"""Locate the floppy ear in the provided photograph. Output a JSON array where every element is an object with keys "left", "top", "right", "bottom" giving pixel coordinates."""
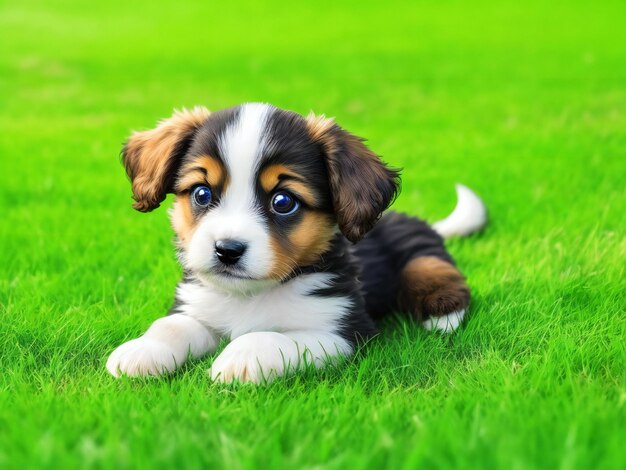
[
  {"left": 306, "top": 114, "right": 401, "bottom": 243},
  {"left": 121, "top": 107, "right": 210, "bottom": 212}
]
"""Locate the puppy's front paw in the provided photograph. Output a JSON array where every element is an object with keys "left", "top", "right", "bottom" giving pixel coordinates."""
[
  {"left": 106, "top": 337, "right": 180, "bottom": 378},
  {"left": 209, "top": 332, "right": 299, "bottom": 384}
]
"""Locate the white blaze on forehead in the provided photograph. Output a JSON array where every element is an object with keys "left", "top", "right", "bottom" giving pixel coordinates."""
[
  {"left": 210, "top": 102, "right": 273, "bottom": 252},
  {"left": 182, "top": 103, "right": 277, "bottom": 289},
  {"left": 218, "top": 102, "right": 273, "bottom": 206}
]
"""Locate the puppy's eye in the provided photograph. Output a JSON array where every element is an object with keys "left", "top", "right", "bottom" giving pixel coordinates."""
[
  {"left": 271, "top": 191, "right": 299, "bottom": 215},
  {"left": 191, "top": 185, "right": 212, "bottom": 207}
]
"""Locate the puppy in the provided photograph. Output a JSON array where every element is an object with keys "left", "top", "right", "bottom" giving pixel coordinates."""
[{"left": 106, "top": 103, "right": 487, "bottom": 383}]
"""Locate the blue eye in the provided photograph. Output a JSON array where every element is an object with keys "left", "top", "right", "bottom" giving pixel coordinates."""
[
  {"left": 191, "top": 185, "right": 212, "bottom": 207},
  {"left": 271, "top": 191, "right": 299, "bottom": 215}
]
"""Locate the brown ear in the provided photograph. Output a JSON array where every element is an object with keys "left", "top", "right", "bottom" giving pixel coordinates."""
[
  {"left": 122, "top": 107, "right": 210, "bottom": 212},
  {"left": 307, "top": 114, "right": 401, "bottom": 243}
]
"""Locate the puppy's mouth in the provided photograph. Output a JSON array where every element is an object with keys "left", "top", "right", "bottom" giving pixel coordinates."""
[
  {"left": 195, "top": 264, "right": 279, "bottom": 296},
  {"left": 212, "top": 266, "right": 259, "bottom": 281}
]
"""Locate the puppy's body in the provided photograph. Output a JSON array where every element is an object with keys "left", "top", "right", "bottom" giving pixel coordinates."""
[{"left": 107, "top": 103, "right": 486, "bottom": 382}]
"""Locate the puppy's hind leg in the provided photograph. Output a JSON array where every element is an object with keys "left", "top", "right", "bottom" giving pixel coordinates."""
[{"left": 398, "top": 256, "right": 470, "bottom": 333}]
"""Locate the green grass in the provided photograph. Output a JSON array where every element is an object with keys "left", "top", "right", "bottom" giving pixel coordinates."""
[{"left": 1, "top": 0, "right": 625, "bottom": 468}]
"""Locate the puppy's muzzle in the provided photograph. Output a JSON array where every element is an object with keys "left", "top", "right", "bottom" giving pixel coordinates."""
[{"left": 215, "top": 239, "right": 247, "bottom": 266}]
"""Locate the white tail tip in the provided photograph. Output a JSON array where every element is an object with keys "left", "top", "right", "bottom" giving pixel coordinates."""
[{"left": 432, "top": 184, "right": 487, "bottom": 239}]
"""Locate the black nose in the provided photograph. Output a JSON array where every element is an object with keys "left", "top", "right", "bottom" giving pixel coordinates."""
[{"left": 215, "top": 239, "right": 247, "bottom": 266}]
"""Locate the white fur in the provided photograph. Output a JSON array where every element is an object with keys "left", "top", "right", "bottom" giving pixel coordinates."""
[
  {"left": 422, "top": 309, "right": 465, "bottom": 333},
  {"left": 182, "top": 103, "right": 276, "bottom": 293},
  {"left": 107, "top": 103, "right": 354, "bottom": 382},
  {"left": 209, "top": 330, "right": 351, "bottom": 383},
  {"left": 107, "top": 274, "right": 353, "bottom": 381},
  {"left": 432, "top": 184, "right": 487, "bottom": 239},
  {"left": 106, "top": 314, "right": 219, "bottom": 377},
  {"left": 174, "top": 273, "right": 351, "bottom": 339},
  {"left": 109, "top": 104, "right": 481, "bottom": 382}
]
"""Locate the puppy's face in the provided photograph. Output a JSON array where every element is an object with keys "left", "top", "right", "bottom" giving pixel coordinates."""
[
  {"left": 122, "top": 103, "right": 399, "bottom": 294},
  {"left": 171, "top": 104, "right": 336, "bottom": 292}
]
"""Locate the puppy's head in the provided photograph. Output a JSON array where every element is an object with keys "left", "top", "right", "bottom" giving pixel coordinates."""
[{"left": 122, "top": 103, "right": 399, "bottom": 294}]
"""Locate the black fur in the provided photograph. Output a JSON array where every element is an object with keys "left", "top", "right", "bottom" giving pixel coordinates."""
[
  {"left": 352, "top": 211, "right": 454, "bottom": 320},
  {"left": 166, "top": 105, "right": 457, "bottom": 346},
  {"left": 255, "top": 108, "right": 335, "bottom": 252},
  {"left": 183, "top": 106, "right": 240, "bottom": 168},
  {"left": 287, "top": 212, "right": 455, "bottom": 345},
  {"left": 299, "top": 234, "right": 378, "bottom": 343}
]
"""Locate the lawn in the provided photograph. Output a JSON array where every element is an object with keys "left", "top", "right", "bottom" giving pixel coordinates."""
[{"left": 1, "top": 0, "right": 625, "bottom": 468}]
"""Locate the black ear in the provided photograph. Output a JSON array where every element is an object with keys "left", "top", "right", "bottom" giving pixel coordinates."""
[
  {"left": 306, "top": 114, "right": 401, "bottom": 243},
  {"left": 121, "top": 107, "right": 210, "bottom": 212}
]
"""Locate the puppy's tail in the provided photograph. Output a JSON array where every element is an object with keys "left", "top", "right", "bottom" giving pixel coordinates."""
[{"left": 432, "top": 184, "right": 487, "bottom": 239}]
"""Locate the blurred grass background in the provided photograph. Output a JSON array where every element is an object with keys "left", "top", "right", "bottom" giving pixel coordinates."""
[{"left": 1, "top": 0, "right": 625, "bottom": 468}]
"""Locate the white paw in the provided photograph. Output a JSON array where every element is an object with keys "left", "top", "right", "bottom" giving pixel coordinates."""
[
  {"left": 422, "top": 309, "right": 466, "bottom": 333},
  {"left": 209, "top": 332, "right": 300, "bottom": 384},
  {"left": 106, "top": 337, "right": 181, "bottom": 377}
]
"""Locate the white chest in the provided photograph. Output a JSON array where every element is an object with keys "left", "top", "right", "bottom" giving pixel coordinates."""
[{"left": 173, "top": 273, "right": 352, "bottom": 340}]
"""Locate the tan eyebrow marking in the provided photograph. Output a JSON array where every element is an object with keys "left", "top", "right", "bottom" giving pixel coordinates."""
[
  {"left": 259, "top": 164, "right": 316, "bottom": 206},
  {"left": 175, "top": 155, "right": 227, "bottom": 192},
  {"left": 280, "top": 181, "right": 316, "bottom": 206}
]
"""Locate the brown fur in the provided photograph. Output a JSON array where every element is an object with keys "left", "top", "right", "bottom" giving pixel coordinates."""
[
  {"left": 306, "top": 113, "right": 336, "bottom": 141},
  {"left": 170, "top": 194, "right": 196, "bottom": 247},
  {"left": 268, "top": 212, "right": 336, "bottom": 280},
  {"left": 305, "top": 114, "right": 400, "bottom": 243},
  {"left": 261, "top": 162, "right": 337, "bottom": 279},
  {"left": 287, "top": 212, "right": 336, "bottom": 266},
  {"left": 399, "top": 256, "right": 470, "bottom": 320},
  {"left": 259, "top": 164, "right": 316, "bottom": 206},
  {"left": 170, "top": 156, "right": 229, "bottom": 248},
  {"left": 175, "top": 155, "right": 228, "bottom": 193},
  {"left": 122, "top": 107, "right": 210, "bottom": 212}
]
